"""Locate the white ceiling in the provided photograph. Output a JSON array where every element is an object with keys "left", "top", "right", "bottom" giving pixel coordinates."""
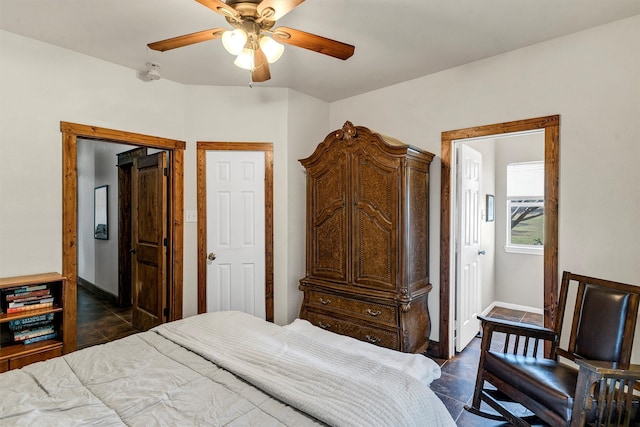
[{"left": 2, "top": 0, "right": 640, "bottom": 102}]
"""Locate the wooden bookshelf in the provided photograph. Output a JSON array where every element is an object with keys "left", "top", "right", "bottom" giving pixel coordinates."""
[{"left": 0, "top": 272, "right": 69, "bottom": 372}]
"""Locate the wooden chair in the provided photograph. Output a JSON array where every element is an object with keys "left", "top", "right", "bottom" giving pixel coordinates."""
[{"left": 466, "top": 271, "right": 640, "bottom": 426}]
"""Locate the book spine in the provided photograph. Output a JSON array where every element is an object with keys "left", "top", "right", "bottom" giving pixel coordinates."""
[
  {"left": 6, "top": 290, "right": 52, "bottom": 302},
  {"left": 2, "top": 284, "right": 49, "bottom": 296},
  {"left": 8, "top": 313, "right": 54, "bottom": 328},
  {"left": 6, "top": 301, "right": 54, "bottom": 313},
  {"left": 1, "top": 284, "right": 51, "bottom": 313},
  {"left": 9, "top": 319, "right": 54, "bottom": 332},
  {"left": 23, "top": 332, "right": 57, "bottom": 345},
  {"left": 8, "top": 297, "right": 54, "bottom": 308},
  {"left": 14, "top": 327, "right": 55, "bottom": 341}
]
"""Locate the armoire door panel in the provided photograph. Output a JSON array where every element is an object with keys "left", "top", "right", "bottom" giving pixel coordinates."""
[
  {"left": 352, "top": 152, "right": 398, "bottom": 290},
  {"left": 356, "top": 159, "right": 394, "bottom": 218},
  {"left": 312, "top": 211, "right": 347, "bottom": 280},
  {"left": 313, "top": 158, "right": 346, "bottom": 216},
  {"left": 307, "top": 155, "right": 348, "bottom": 282},
  {"left": 354, "top": 209, "right": 395, "bottom": 290}
]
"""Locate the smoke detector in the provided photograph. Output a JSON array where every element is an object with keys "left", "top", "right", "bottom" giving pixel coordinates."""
[{"left": 145, "top": 62, "right": 161, "bottom": 81}]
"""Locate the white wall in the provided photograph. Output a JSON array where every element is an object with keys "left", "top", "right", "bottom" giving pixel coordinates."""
[
  {"left": 93, "top": 143, "right": 130, "bottom": 296},
  {"left": 0, "top": 30, "right": 185, "bottom": 281},
  {"left": 285, "top": 90, "right": 330, "bottom": 323},
  {"left": 77, "top": 143, "right": 96, "bottom": 285},
  {"left": 0, "top": 30, "right": 323, "bottom": 324},
  {"left": 330, "top": 15, "right": 640, "bottom": 341}
]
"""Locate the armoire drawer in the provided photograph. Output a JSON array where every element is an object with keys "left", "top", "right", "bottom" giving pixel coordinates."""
[
  {"left": 304, "top": 311, "right": 399, "bottom": 350},
  {"left": 306, "top": 289, "right": 398, "bottom": 327}
]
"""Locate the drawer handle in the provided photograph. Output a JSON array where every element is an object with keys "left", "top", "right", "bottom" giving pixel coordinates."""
[
  {"left": 366, "top": 308, "right": 382, "bottom": 317},
  {"left": 318, "top": 321, "right": 331, "bottom": 330},
  {"left": 365, "top": 335, "right": 381, "bottom": 344},
  {"left": 319, "top": 298, "right": 332, "bottom": 305}
]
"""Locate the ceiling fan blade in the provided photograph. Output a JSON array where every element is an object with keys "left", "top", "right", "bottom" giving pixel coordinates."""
[
  {"left": 272, "top": 27, "right": 354, "bottom": 60},
  {"left": 195, "top": 0, "right": 239, "bottom": 19},
  {"left": 257, "top": 0, "right": 304, "bottom": 21},
  {"left": 147, "top": 28, "right": 226, "bottom": 52},
  {"left": 252, "top": 48, "right": 271, "bottom": 82}
]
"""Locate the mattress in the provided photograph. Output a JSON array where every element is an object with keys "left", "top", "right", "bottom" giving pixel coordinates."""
[{"left": 0, "top": 311, "right": 455, "bottom": 426}]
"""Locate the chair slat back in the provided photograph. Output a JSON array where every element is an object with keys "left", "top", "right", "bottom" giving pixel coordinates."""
[{"left": 554, "top": 272, "right": 640, "bottom": 365}]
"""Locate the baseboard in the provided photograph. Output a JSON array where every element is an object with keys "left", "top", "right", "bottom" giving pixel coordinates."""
[
  {"left": 77, "top": 277, "right": 119, "bottom": 306},
  {"left": 482, "top": 301, "right": 543, "bottom": 316}
]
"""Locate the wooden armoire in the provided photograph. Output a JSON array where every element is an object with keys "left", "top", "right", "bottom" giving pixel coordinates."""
[{"left": 299, "top": 121, "right": 435, "bottom": 353}]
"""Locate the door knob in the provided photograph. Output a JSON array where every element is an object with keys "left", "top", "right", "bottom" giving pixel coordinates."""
[
  {"left": 478, "top": 250, "right": 486, "bottom": 255},
  {"left": 208, "top": 252, "right": 217, "bottom": 261}
]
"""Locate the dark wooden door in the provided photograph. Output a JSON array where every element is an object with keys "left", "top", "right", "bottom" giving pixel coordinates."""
[
  {"left": 131, "top": 152, "right": 167, "bottom": 331},
  {"left": 117, "top": 147, "right": 148, "bottom": 307}
]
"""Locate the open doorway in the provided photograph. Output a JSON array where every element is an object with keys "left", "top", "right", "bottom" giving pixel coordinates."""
[
  {"left": 76, "top": 141, "right": 141, "bottom": 348},
  {"left": 60, "top": 122, "right": 185, "bottom": 353},
  {"left": 439, "top": 115, "right": 560, "bottom": 360},
  {"left": 452, "top": 131, "right": 545, "bottom": 352}
]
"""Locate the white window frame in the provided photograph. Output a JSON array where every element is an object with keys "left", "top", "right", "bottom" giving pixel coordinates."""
[
  {"left": 505, "top": 198, "right": 544, "bottom": 255},
  {"left": 505, "top": 161, "right": 544, "bottom": 255}
]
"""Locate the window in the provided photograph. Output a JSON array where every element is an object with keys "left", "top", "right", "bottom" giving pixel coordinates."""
[{"left": 506, "top": 161, "right": 544, "bottom": 254}]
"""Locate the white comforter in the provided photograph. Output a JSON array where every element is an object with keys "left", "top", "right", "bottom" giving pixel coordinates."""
[{"left": 0, "top": 311, "right": 455, "bottom": 426}]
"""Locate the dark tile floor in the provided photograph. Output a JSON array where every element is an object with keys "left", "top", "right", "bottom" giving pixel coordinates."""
[
  {"left": 77, "top": 290, "right": 544, "bottom": 426},
  {"left": 431, "top": 307, "right": 545, "bottom": 426},
  {"left": 76, "top": 285, "right": 139, "bottom": 349}
]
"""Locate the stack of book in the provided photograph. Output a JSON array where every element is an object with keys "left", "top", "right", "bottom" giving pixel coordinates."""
[
  {"left": 1, "top": 283, "right": 54, "bottom": 314},
  {"left": 1, "top": 284, "right": 57, "bottom": 346},
  {"left": 9, "top": 313, "right": 57, "bottom": 345}
]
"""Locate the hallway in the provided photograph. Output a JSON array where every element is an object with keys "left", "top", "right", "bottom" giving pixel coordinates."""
[{"left": 76, "top": 285, "right": 139, "bottom": 349}]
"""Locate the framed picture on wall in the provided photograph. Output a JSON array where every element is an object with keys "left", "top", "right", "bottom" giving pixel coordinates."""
[
  {"left": 94, "top": 185, "right": 108, "bottom": 240},
  {"left": 486, "top": 194, "right": 495, "bottom": 222}
]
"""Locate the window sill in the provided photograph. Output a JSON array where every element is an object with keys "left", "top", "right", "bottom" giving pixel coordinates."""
[{"left": 504, "top": 245, "right": 544, "bottom": 255}]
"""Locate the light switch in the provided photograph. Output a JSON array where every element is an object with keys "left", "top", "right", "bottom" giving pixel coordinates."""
[{"left": 186, "top": 210, "right": 197, "bottom": 223}]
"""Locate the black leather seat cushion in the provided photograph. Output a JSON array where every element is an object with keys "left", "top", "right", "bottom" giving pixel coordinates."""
[{"left": 485, "top": 351, "right": 578, "bottom": 423}]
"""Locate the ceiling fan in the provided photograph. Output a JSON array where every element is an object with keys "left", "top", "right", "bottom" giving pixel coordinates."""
[{"left": 147, "top": 0, "right": 355, "bottom": 83}]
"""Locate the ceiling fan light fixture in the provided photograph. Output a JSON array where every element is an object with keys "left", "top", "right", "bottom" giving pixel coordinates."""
[
  {"left": 147, "top": 0, "right": 355, "bottom": 83},
  {"left": 234, "top": 48, "right": 254, "bottom": 70},
  {"left": 222, "top": 29, "right": 247, "bottom": 55},
  {"left": 259, "top": 36, "right": 284, "bottom": 63}
]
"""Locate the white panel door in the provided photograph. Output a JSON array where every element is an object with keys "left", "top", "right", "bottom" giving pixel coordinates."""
[
  {"left": 456, "top": 144, "right": 482, "bottom": 351},
  {"left": 206, "top": 151, "right": 266, "bottom": 319}
]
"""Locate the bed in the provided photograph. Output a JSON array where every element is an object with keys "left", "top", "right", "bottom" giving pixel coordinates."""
[{"left": 0, "top": 311, "right": 455, "bottom": 426}]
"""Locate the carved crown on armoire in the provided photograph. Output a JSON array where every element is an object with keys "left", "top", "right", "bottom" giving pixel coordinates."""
[{"left": 299, "top": 121, "right": 435, "bottom": 353}]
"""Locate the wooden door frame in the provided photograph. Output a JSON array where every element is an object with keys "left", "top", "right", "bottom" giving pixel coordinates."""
[
  {"left": 61, "top": 122, "right": 185, "bottom": 353},
  {"left": 196, "top": 142, "right": 274, "bottom": 321},
  {"left": 439, "top": 115, "right": 559, "bottom": 359}
]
